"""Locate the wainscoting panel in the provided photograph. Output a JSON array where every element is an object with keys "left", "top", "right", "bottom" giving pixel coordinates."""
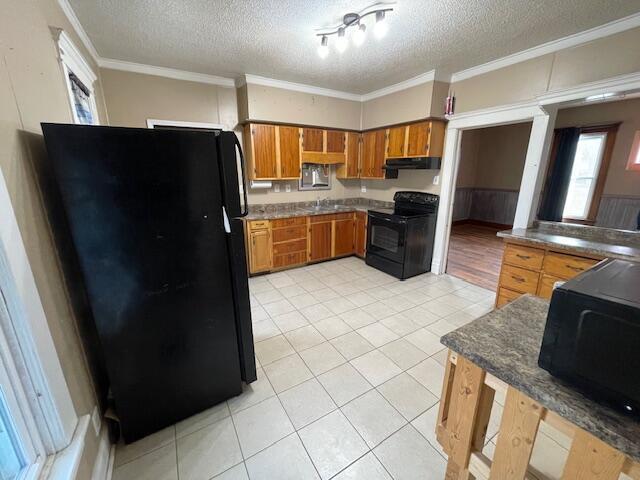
[
  {"left": 454, "top": 188, "right": 519, "bottom": 225},
  {"left": 595, "top": 195, "right": 640, "bottom": 231},
  {"left": 453, "top": 187, "right": 473, "bottom": 221}
]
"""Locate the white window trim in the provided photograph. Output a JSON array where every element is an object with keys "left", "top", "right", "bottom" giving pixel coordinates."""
[
  {"left": 56, "top": 30, "right": 99, "bottom": 126},
  {"left": 146, "top": 118, "right": 224, "bottom": 130},
  {"left": 0, "top": 170, "right": 78, "bottom": 456}
]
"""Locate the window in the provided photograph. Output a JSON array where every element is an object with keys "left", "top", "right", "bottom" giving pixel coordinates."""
[
  {"left": 56, "top": 31, "right": 99, "bottom": 125},
  {"left": 628, "top": 130, "right": 640, "bottom": 171},
  {"left": 562, "top": 132, "right": 607, "bottom": 220}
]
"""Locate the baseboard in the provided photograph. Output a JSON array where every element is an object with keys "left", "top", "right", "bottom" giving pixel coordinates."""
[
  {"left": 91, "top": 426, "right": 114, "bottom": 480},
  {"left": 452, "top": 219, "right": 512, "bottom": 230}
]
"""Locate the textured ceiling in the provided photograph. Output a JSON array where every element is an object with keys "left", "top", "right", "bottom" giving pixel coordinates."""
[{"left": 70, "top": 0, "right": 640, "bottom": 94}]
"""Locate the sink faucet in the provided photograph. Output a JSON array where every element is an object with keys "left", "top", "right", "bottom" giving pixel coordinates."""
[{"left": 316, "top": 196, "right": 330, "bottom": 207}]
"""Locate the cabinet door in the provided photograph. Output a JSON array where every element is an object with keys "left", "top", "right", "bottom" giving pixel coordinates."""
[
  {"left": 345, "top": 132, "right": 360, "bottom": 178},
  {"left": 361, "top": 131, "right": 376, "bottom": 177},
  {"left": 302, "top": 128, "right": 324, "bottom": 152},
  {"left": 249, "top": 229, "right": 271, "bottom": 273},
  {"left": 386, "top": 126, "right": 407, "bottom": 157},
  {"left": 355, "top": 212, "right": 367, "bottom": 257},
  {"left": 278, "top": 126, "right": 301, "bottom": 178},
  {"left": 334, "top": 218, "right": 354, "bottom": 257},
  {"left": 326, "top": 130, "right": 345, "bottom": 153},
  {"left": 251, "top": 124, "right": 277, "bottom": 178},
  {"left": 309, "top": 222, "right": 332, "bottom": 262},
  {"left": 406, "top": 122, "right": 430, "bottom": 157},
  {"left": 372, "top": 129, "right": 387, "bottom": 178}
]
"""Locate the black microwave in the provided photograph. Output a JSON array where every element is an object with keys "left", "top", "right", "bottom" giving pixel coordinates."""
[{"left": 538, "top": 258, "right": 640, "bottom": 416}]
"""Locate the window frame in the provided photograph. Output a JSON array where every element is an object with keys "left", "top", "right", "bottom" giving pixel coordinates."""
[
  {"left": 627, "top": 130, "right": 640, "bottom": 172},
  {"left": 560, "top": 124, "right": 619, "bottom": 225},
  {"left": 56, "top": 30, "right": 99, "bottom": 126}
]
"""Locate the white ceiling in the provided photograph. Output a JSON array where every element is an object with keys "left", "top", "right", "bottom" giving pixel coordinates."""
[{"left": 69, "top": 0, "right": 640, "bottom": 94}]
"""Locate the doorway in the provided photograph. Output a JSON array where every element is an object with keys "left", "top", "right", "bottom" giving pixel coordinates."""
[{"left": 445, "top": 122, "right": 532, "bottom": 290}]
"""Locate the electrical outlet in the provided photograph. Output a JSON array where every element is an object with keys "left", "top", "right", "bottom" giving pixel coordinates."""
[
  {"left": 433, "top": 175, "right": 440, "bottom": 185},
  {"left": 285, "top": 184, "right": 291, "bottom": 193},
  {"left": 91, "top": 405, "right": 101, "bottom": 435},
  {"left": 361, "top": 185, "right": 367, "bottom": 193},
  {"left": 273, "top": 184, "right": 280, "bottom": 193}
]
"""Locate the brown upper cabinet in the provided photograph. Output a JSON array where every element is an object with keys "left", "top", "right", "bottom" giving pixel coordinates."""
[
  {"left": 336, "top": 132, "right": 361, "bottom": 179},
  {"left": 385, "top": 120, "right": 446, "bottom": 159},
  {"left": 386, "top": 126, "right": 407, "bottom": 157},
  {"left": 278, "top": 125, "right": 302, "bottom": 178},
  {"left": 301, "top": 128, "right": 346, "bottom": 164},
  {"left": 244, "top": 123, "right": 301, "bottom": 180},
  {"left": 361, "top": 129, "right": 386, "bottom": 179},
  {"left": 302, "top": 128, "right": 323, "bottom": 152},
  {"left": 326, "top": 130, "right": 346, "bottom": 153}
]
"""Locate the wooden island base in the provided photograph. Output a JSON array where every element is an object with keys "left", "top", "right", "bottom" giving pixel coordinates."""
[{"left": 436, "top": 351, "right": 640, "bottom": 480}]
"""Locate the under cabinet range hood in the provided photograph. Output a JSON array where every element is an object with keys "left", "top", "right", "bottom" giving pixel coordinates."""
[{"left": 382, "top": 157, "right": 441, "bottom": 179}]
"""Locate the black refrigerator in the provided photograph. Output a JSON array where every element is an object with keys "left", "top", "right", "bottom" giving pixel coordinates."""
[{"left": 41, "top": 124, "right": 256, "bottom": 443}]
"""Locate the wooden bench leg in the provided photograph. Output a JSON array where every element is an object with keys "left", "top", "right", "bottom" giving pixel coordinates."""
[
  {"left": 441, "top": 356, "right": 486, "bottom": 478},
  {"left": 489, "top": 387, "right": 542, "bottom": 479},
  {"left": 561, "top": 429, "right": 625, "bottom": 480}
]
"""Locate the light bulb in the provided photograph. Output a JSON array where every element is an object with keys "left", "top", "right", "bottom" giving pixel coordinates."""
[
  {"left": 353, "top": 23, "right": 366, "bottom": 46},
  {"left": 335, "top": 27, "right": 348, "bottom": 53},
  {"left": 318, "top": 36, "right": 329, "bottom": 58},
  {"left": 374, "top": 10, "right": 388, "bottom": 39}
]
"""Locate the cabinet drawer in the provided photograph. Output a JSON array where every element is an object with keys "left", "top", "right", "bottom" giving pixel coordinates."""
[
  {"left": 309, "top": 214, "right": 335, "bottom": 223},
  {"left": 333, "top": 212, "right": 354, "bottom": 221},
  {"left": 503, "top": 244, "right": 544, "bottom": 271},
  {"left": 273, "top": 251, "right": 306, "bottom": 268},
  {"left": 273, "top": 239, "right": 307, "bottom": 255},
  {"left": 500, "top": 264, "right": 539, "bottom": 294},
  {"left": 537, "top": 273, "right": 564, "bottom": 300},
  {"left": 248, "top": 220, "right": 269, "bottom": 230},
  {"left": 496, "top": 287, "right": 523, "bottom": 308},
  {"left": 543, "top": 252, "right": 599, "bottom": 280},
  {"left": 271, "top": 216, "right": 306, "bottom": 228},
  {"left": 272, "top": 226, "right": 307, "bottom": 243}
]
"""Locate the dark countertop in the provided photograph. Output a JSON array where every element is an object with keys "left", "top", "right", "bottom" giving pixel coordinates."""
[
  {"left": 441, "top": 295, "right": 640, "bottom": 463},
  {"left": 244, "top": 198, "right": 393, "bottom": 221},
  {"left": 497, "top": 221, "right": 640, "bottom": 261}
]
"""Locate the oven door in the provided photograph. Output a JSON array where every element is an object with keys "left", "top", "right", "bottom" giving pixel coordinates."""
[{"left": 367, "top": 213, "right": 406, "bottom": 263}]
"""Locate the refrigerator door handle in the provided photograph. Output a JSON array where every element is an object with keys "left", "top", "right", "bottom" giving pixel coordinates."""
[
  {"left": 233, "top": 136, "right": 249, "bottom": 217},
  {"left": 222, "top": 206, "right": 231, "bottom": 233}
]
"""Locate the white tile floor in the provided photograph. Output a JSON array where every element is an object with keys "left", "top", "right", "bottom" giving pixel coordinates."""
[{"left": 112, "top": 258, "right": 498, "bottom": 480}]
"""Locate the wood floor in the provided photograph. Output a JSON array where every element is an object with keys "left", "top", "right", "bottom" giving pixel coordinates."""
[{"left": 446, "top": 223, "right": 505, "bottom": 291}]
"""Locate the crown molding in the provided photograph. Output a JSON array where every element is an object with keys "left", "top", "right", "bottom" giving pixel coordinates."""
[
  {"left": 98, "top": 58, "right": 236, "bottom": 87},
  {"left": 361, "top": 70, "right": 447, "bottom": 101},
  {"left": 57, "top": 0, "right": 100, "bottom": 63},
  {"left": 242, "top": 74, "right": 363, "bottom": 101},
  {"left": 451, "top": 12, "right": 640, "bottom": 83}
]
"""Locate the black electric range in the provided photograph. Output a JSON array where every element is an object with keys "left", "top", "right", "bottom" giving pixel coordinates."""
[{"left": 365, "top": 191, "right": 439, "bottom": 280}]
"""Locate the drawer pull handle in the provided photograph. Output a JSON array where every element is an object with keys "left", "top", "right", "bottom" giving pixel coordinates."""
[
  {"left": 565, "top": 264, "right": 583, "bottom": 272},
  {"left": 511, "top": 275, "right": 525, "bottom": 283},
  {"left": 516, "top": 254, "right": 531, "bottom": 260}
]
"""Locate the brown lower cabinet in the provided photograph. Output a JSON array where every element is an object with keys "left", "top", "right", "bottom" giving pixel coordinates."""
[
  {"left": 248, "top": 228, "right": 271, "bottom": 273},
  {"left": 246, "top": 212, "right": 368, "bottom": 274},
  {"left": 308, "top": 219, "right": 332, "bottom": 262},
  {"left": 355, "top": 211, "right": 367, "bottom": 258},
  {"left": 495, "top": 240, "right": 601, "bottom": 308}
]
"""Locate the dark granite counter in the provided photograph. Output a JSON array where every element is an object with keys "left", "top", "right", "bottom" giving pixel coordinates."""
[
  {"left": 244, "top": 198, "right": 393, "bottom": 220},
  {"left": 441, "top": 295, "right": 640, "bottom": 463},
  {"left": 497, "top": 221, "right": 640, "bottom": 261}
]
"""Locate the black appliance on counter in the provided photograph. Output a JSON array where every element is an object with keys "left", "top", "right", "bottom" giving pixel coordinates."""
[
  {"left": 42, "top": 124, "right": 256, "bottom": 442},
  {"left": 365, "top": 191, "right": 438, "bottom": 280},
  {"left": 539, "top": 258, "right": 640, "bottom": 416}
]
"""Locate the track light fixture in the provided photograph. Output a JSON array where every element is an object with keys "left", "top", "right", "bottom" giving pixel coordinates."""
[{"left": 316, "top": 4, "right": 394, "bottom": 58}]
